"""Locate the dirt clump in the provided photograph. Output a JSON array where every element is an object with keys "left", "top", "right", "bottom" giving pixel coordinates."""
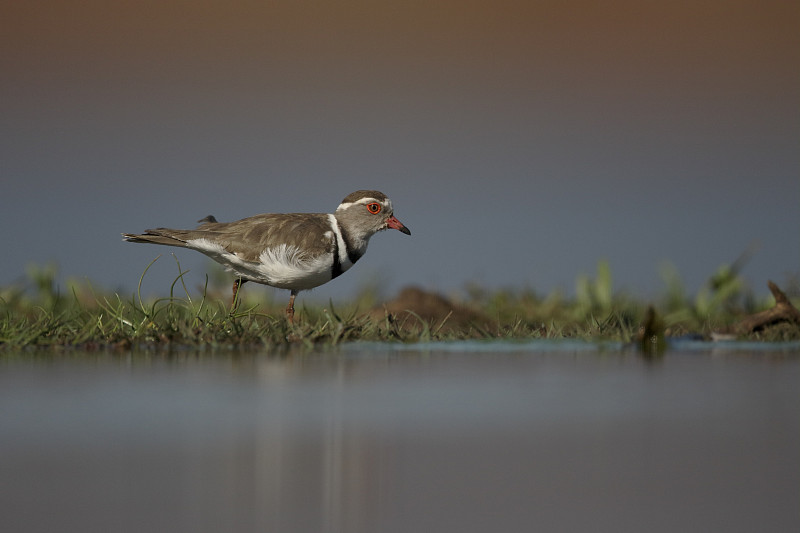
[{"left": 370, "top": 286, "right": 492, "bottom": 333}]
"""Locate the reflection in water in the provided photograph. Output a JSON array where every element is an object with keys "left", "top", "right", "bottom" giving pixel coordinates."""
[{"left": 1, "top": 345, "right": 799, "bottom": 532}]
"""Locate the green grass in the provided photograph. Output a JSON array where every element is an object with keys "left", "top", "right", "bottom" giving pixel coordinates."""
[{"left": 1, "top": 258, "right": 799, "bottom": 351}]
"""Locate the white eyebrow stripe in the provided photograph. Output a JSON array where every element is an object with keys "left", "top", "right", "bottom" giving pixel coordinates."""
[
  {"left": 338, "top": 198, "right": 392, "bottom": 211},
  {"left": 338, "top": 198, "right": 378, "bottom": 209}
]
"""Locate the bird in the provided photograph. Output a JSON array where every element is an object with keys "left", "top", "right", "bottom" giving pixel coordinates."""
[{"left": 122, "top": 190, "right": 411, "bottom": 322}]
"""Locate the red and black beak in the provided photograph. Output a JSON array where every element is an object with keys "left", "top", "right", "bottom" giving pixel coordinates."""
[{"left": 386, "top": 215, "right": 411, "bottom": 235}]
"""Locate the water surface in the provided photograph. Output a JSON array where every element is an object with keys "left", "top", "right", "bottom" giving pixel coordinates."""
[{"left": 2, "top": 341, "right": 798, "bottom": 532}]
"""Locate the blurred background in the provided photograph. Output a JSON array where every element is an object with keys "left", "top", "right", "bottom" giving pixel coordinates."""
[{"left": 2, "top": 0, "right": 798, "bottom": 303}]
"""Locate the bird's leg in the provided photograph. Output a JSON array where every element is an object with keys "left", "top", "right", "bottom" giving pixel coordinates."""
[
  {"left": 286, "top": 290, "right": 297, "bottom": 323},
  {"left": 231, "top": 278, "right": 247, "bottom": 310}
]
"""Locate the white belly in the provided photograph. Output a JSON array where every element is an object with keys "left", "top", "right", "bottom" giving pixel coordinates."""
[{"left": 187, "top": 239, "right": 338, "bottom": 291}]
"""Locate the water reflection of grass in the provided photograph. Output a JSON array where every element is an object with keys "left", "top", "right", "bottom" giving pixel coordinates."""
[{"left": 1, "top": 259, "right": 798, "bottom": 349}]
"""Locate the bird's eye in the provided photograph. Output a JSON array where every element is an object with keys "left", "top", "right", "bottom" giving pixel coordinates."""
[{"left": 366, "top": 202, "right": 382, "bottom": 214}]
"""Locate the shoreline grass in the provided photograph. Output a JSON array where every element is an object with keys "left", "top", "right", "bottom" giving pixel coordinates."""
[{"left": 2, "top": 259, "right": 799, "bottom": 352}]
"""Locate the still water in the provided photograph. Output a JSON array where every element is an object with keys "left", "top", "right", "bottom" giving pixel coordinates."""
[{"left": 2, "top": 340, "right": 799, "bottom": 533}]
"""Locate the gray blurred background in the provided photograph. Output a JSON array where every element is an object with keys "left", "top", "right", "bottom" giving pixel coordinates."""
[{"left": 3, "top": 1, "right": 798, "bottom": 301}]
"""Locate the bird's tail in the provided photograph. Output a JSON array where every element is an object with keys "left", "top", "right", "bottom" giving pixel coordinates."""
[{"left": 122, "top": 230, "right": 188, "bottom": 248}]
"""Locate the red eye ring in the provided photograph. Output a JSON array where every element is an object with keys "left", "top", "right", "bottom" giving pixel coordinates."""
[{"left": 366, "top": 202, "right": 382, "bottom": 214}]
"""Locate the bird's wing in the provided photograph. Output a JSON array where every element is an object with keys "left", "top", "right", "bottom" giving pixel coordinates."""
[{"left": 187, "top": 213, "right": 335, "bottom": 262}]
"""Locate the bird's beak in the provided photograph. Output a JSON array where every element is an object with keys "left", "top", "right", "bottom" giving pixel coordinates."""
[{"left": 386, "top": 215, "right": 411, "bottom": 235}]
